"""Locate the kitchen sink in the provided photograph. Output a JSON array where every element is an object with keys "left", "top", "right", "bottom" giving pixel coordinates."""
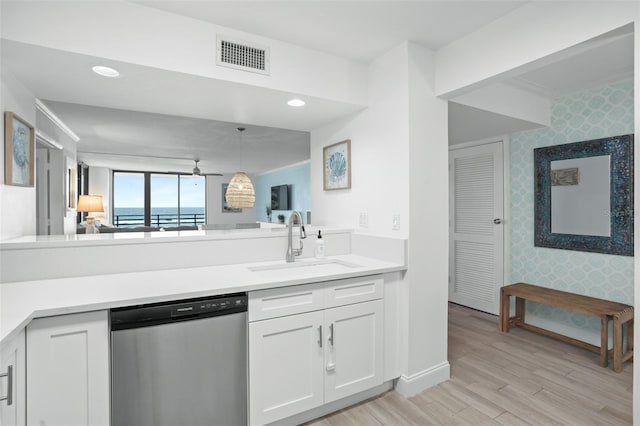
[{"left": 248, "top": 258, "right": 360, "bottom": 276}]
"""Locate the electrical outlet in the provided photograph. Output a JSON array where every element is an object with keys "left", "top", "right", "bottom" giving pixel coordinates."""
[
  {"left": 359, "top": 212, "right": 368, "bottom": 228},
  {"left": 392, "top": 214, "right": 400, "bottom": 231}
]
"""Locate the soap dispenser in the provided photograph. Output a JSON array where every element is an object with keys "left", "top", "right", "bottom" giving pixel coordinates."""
[{"left": 314, "top": 230, "right": 325, "bottom": 259}]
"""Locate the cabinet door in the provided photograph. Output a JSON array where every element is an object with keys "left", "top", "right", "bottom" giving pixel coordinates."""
[
  {"left": 249, "top": 311, "right": 324, "bottom": 426},
  {"left": 324, "top": 300, "right": 383, "bottom": 403},
  {"left": 0, "top": 330, "right": 25, "bottom": 426},
  {"left": 27, "top": 311, "right": 109, "bottom": 426}
]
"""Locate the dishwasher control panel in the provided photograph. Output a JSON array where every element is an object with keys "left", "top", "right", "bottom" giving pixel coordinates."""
[
  {"left": 171, "top": 295, "right": 247, "bottom": 318},
  {"left": 111, "top": 292, "right": 247, "bottom": 330}
]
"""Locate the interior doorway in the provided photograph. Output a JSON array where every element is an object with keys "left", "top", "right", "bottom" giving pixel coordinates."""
[
  {"left": 35, "top": 136, "right": 64, "bottom": 235},
  {"left": 448, "top": 141, "right": 506, "bottom": 314}
]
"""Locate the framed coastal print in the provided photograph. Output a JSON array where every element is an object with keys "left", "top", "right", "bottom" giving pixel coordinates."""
[
  {"left": 4, "top": 112, "right": 35, "bottom": 187},
  {"left": 221, "top": 183, "right": 242, "bottom": 213},
  {"left": 323, "top": 139, "right": 351, "bottom": 190}
]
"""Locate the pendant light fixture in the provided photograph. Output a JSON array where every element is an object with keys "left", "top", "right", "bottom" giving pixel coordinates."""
[{"left": 225, "top": 127, "right": 255, "bottom": 209}]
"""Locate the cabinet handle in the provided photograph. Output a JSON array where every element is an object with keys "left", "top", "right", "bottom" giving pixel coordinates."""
[
  {"left": 318, "top": 325, "right": 323, "bottom": 348},
  {"left": 0, "top": 365, "right": 12, "bottom": 406},
  {"left": 329, "top": 323, "right": 334, "bottom": 346}
]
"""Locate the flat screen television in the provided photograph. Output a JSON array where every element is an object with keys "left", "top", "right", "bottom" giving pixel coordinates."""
[{"left": 271, "top": 184, "right": 291, "bottom": 210}]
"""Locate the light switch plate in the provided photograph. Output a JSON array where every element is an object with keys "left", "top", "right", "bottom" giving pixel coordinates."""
[
  {"left": 392, "top": 214, "right": 400, "bottom": 231},
  {"left": 359, "top": 212, "right": 368, "bottom": 228}
]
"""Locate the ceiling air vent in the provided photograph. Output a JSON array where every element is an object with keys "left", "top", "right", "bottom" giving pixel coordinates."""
[{"left": 216, "top": 36, "right": 270, "bottom": 75}]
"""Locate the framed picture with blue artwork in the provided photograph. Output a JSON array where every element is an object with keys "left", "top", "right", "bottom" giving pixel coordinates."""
[
  {"left": 323, "top": 139, "right": 351, "bottom": 190},
  {"left": 4, "top": 112, "right": 34, "bottom": 187},
  {"left": 221, "top": 183, "right": 242, "bottom": 213}
]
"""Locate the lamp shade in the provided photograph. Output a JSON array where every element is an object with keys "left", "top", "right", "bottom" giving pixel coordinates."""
[
  {"left": 225, "top": 172, "right": 255, "bottom": 208},
  {"left": 77, "top": 194, "right": 104, "bottom": 213}
]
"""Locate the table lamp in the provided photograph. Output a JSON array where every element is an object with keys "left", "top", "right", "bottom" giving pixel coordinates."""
[{"left": 77, "top": 194, "right": 104, "bottom": 234}]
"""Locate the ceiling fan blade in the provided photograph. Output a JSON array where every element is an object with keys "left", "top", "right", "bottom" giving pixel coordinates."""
[{"left": 202, "top": 173, "right": 223, "bottom": 176}]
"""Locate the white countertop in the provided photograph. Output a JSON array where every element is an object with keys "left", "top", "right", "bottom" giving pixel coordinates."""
[
  {"left": 0, "top": 254, "right": 405, "bottom": 343},
  {"left": 0, "top": 226, "right": 351, "bottom": 250}
]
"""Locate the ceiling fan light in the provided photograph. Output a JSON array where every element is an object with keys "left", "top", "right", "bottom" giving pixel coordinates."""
[{"left": 226, "top": 172, "right": 255, "bottom": 208}]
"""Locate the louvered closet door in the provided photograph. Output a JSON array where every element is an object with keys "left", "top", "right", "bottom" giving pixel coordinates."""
[{"left": 449, "top": 142, "right": 504, "bottom": 314}]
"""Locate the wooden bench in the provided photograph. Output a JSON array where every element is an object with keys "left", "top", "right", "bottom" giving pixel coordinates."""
[{"left": 500, "top": 282, "right": 634, "bottom": 372}]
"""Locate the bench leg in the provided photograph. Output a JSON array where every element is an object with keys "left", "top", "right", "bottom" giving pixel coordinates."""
[
  {"left": 600, "top": 316, "right": 609, "bottom": 368},
  {"left": 515, "top": 297, "right": 525, "bottom": 324},
  {"left": 500, "top": 289, "right": 510, "bottom": 332},
  {"left": 613, "top": 315, "right": 623, "bottom": 372},
  {"left": 628, "top": 319, "right": 634, "bottom": 356}
]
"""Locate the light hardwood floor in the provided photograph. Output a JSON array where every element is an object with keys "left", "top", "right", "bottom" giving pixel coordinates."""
[{"left": 306, "top": 303, "right": 633, "bottom": 425}]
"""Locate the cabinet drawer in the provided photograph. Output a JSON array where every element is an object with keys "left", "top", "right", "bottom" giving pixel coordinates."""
[
  {"left": 324, "top": 275, "right": 383, "bottom": 308},
  {"left": 249, "top": 282, "right": 325, "bottom": 321}
]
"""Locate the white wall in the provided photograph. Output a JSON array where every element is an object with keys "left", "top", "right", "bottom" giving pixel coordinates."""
[
  {"left": 88, "top": 167, "right": 111, "bottom": 226},
  {"left": 206, "top": 175, "right": 256, "bottom": 225},
  {"left": 0, "top": 1, "right": 367, "bottom": 107},
  {"left": 0, "top": 65, "right": 36, "bottom": 240},
  {"left": 311, "top": 43, "right": 410, "bottom": 238},
  {"left": 311, "top": 42, "right": 450, "bottom": 396},
  {"left": 404, "top": 43, "right": 449, "bottom": 385}
]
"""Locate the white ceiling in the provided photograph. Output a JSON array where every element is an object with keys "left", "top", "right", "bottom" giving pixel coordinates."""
[
  {"left": 131, "top": 1, "right": 527, "bottom": 63},
  {"left": 450, "top": 28, "right": 634, "bottom": 144},
  {"left": 2, "top": 2, "right": 635, "bottom": 165},
  {"left": 44, "top": 101, "right": 310, "bottom": 175},
  {"left": 510, "top": 28, "right": 634, "bottom": 98}
]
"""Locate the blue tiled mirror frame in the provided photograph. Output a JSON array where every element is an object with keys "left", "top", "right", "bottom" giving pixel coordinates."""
[{"left": 534, "top": 134, "right": 634, "bottom": 256}]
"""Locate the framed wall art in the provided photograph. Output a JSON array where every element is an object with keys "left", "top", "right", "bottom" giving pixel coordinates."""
[
  {"left": 221, "top": 183, "right": 242, "bottom": 213},
  {"left": 323, "top": 139, "right": 351, "bottom": 190},
  {"left": 4, "top": 112, "right": 35, "bottom": 187}
]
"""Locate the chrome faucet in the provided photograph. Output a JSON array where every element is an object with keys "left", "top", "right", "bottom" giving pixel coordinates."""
[{"left": 286, "top": 211, "right": 307, "bottom": 262}]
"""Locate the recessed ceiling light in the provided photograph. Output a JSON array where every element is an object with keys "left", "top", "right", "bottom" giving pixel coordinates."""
[
  {"left": 287, "top": 99, "right": 305, "bottom": 107},
  {"left": 92, "top": 66, "right": 120, "bottom": 78}
]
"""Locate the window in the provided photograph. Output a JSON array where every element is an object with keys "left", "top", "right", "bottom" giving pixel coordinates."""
[
  {"left": 179, "top": 175, "right": 206, "bottom": 225},
  {"left": 113, "top": 171, "right": 205, "bottom": 227},
  {"left": 113, "top": 172, "right": 145, "bottom": 227}
]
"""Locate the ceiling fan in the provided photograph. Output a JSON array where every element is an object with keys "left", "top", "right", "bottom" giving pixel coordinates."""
[{"left": 190, "top": 159, "right": 223, "bottom": 177}]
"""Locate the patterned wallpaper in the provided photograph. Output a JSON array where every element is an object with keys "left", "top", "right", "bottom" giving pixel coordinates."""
[{"left": 510, "top": 79, "right": 634, "bottom": 342}]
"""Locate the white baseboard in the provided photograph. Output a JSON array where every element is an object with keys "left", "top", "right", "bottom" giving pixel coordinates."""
[
  {"left": 269, "top": 381, "right": 394, "bottom": 426},
  {"left": 394, "top": 361, "right": 450, "bottom": 397}
]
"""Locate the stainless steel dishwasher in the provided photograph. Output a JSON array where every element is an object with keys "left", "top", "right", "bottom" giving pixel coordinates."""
[{"left": 110, "top": 293, "right": 248, "bottom": 426}]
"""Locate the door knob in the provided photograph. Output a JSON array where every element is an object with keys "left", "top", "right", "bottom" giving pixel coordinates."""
[{"left": 493, "top": 218, "right": 503, "bottom": 224}]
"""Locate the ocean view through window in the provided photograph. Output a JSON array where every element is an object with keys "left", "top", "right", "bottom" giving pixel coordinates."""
[{"left": 113, "top": 171, "right": 206, "bottom": 228}]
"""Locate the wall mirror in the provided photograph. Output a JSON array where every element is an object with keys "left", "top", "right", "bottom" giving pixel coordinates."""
[{"left": 534, "top": 134, "right": 634, "bottom": 256}]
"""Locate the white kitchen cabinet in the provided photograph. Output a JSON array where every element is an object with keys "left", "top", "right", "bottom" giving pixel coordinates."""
[
  {"left": 26, "top": 310, "right": 109, "bottom": 426},
  {"left": 0, "top": 330, "right": 26, "bottom": 426},
  {"left": 324, "top": 300, "right": 383, "bottom": 403},
  {"left": 249, "top": 276, "right": 384, "bottom": 426},
  {"left": 249, "top": 310, "right": 325, "bottom": 425}
]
